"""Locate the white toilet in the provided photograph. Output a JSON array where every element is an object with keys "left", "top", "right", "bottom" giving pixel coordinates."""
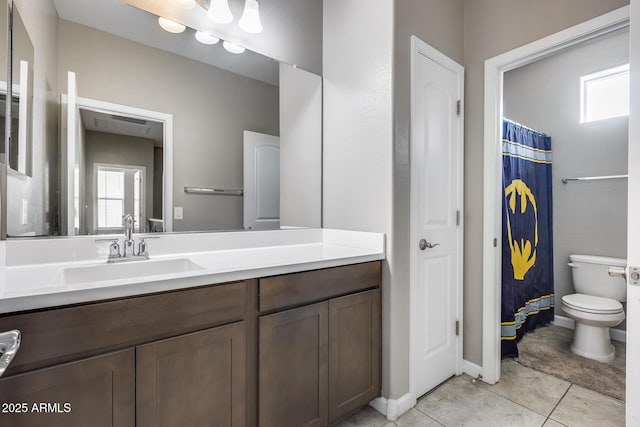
[{"left": 561, "top": 254, "right": 626, "bottom": 362}]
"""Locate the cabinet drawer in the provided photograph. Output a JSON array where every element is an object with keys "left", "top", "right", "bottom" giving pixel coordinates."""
[
  {"left": 259, "top": 262, "right": 380, "bottom": 313},
  {"left": 0, "top": 281, "right": 246, "bottom": 376}
]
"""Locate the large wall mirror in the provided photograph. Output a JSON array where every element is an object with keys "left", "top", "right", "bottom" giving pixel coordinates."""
[{"left": 2, "top": 0, "right": 322, "bottom": 238}]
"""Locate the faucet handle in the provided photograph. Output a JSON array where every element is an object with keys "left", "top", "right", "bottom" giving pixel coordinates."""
[
  {"left": 137, "top": 238, "right": 149, "bottom": 258},
  {"left": 95, "top": 238, "right": 121, "bottom": 261},
  {"left": 109, "top": 240, "right": 121, "bottom": 258}
]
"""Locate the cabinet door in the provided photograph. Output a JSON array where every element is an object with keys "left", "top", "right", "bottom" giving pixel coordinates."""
[
  {"left": 329, "top": 290, "right": 381, "bottom": 423},
  {"left": 0, "top": 349, "right": 134, "bottom": 427},
  {"left": 259, "top": 302, "right": 328, "bottom": 427},
  {"left": 136, "top": 322, "right": 247, "bottom": 427}
]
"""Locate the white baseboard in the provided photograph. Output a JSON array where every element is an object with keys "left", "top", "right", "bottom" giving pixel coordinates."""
[
  {"left": 463, "top": 360, "right": 483, "bottom": 379},
  {"left": 553, "top": 314, "right": 626, "bottom": 343},
  {"left": 370, "top": 392, "right": 415, "bottom": 421}
]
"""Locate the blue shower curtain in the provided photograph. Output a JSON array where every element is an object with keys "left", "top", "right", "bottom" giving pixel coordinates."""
[{"left": 501, "top": 119, "right": 554, "bottom": 358}]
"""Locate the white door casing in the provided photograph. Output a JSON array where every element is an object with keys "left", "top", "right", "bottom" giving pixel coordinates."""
[
  {"left": 482, "top": 7, "right": 630, "bottom": 385},
  {"left": 626, "top": 0, "right": 639, "bottom": 423},
  {"left": 62, "top": 73, "right": 174, "bottom": 234},
  {"left": 410, "top": 36, "right": 464, "bottom": 400},
  {"left": 243, "top": 131, "right": 280, "bottom": 230}
]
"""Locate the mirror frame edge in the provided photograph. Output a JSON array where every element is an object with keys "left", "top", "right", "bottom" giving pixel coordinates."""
[{"left": 1, "top": 0, "right": 13, "bottom": 240}]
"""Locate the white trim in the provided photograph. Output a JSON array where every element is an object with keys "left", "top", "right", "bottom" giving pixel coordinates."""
[
  {"left": 368, "top": 397, "right": 388, "bottom": 417},
  {"left": 371, "top": 393, "right": 415, "bottom": 421},
  {"left": 553, "top": 314, "right": 626, "bottom": 343},
  {"left": 61, "top": 93, "right": 174, "bottom": 233},
  {"left": 482, "top": 6, "right": 630, "bottom": 385},
  {"left": 463, "top": 360, "right": 483, "bottom": 379},
  {"left": 409, "top": 35, "right": 465, "bottom": 404},
  {"left": 551, "top": 314, "right": 575, "bottom": 330}
]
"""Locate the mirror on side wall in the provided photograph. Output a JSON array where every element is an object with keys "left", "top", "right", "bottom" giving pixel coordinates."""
[{"left": 3, "top": 0, "right": 322, "bottom": 238}]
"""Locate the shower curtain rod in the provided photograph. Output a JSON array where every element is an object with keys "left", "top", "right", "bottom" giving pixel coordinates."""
[
  {"left": 503, "top": 118, "right": 547, "bottom": 135},
  {"left": 561, "top": 174, "right": 628, "bottom": 184}
]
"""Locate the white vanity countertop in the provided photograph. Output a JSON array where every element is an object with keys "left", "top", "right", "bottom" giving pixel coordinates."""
[{"left": 0, "top": 229, "right": 385, "bottom": 314}]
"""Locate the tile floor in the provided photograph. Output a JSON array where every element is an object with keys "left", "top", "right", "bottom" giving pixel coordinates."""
[{"left": 339, "top": 358, "right": 625, "bottom": 427}]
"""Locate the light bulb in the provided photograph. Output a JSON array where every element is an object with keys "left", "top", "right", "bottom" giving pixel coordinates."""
[
  {"left": 169, "top": 0, "right": 196, "bottom": 9},
  {"left": 239, "top": 0, "right": 263, "bottom": 34},
  {"left": 195, "top": 31, "right": 220, "bottom": 45},
  {"left": 207, "top": 0, "right": 233, "bottom": 24},
  {"left": 223, "top": 41, "right": 245, "bottom": 54},
  {"left": 158, "top": 17, "right": 186, "bottom": 33}
]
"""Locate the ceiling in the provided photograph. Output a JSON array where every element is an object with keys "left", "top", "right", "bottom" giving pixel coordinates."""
[
  {"left": 80, "top": 109, "right": 164, "bottom": 146},
  {"left": 52, "top": 0, "right": 279, "bottom": 86}
]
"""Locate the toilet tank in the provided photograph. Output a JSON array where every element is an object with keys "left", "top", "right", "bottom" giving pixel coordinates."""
[{"left": 569, "top": 254, "right": 627, "bottom": 302}]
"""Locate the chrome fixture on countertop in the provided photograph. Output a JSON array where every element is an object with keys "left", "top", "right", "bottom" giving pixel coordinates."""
[
  {"left": 0, "top": 330, "right": 21, "bottom": 378},
  {"left": 96, "top": 214, "right": 157, "bottom": 263}
]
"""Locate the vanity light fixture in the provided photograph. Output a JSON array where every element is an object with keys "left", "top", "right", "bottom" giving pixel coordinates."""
[
  {"left": 158, "top": 17, "right": 186, "bottom": 33},
  {"left": 169, "top": 0, "right": 196, "bottom": 9},
  {"left": 195, "top": 31, "right": 220, "bottom": 45},
  {"left": 207, "top": 0, "right": 234, "bottom": 24},
  {"left": 238, "top": 0, "right": 263, "bottom": 34},
  {"left": 223, "top": 41, "right": 245, "bottom": 54}
]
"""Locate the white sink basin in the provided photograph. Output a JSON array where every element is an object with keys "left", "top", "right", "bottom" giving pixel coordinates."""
[{"left": 57, "top": 258, "right": 204, "bottom": 285}]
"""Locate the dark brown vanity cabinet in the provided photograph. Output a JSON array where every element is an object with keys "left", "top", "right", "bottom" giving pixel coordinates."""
[
  {"left": 0, "top": 261, "right": 381, "bottom": 427},
  {"left": 258, "top": 262, "right": 382, "bottom": 427},
  {"left": 0, "top": 280, "right": 250, "bottom": 427}
]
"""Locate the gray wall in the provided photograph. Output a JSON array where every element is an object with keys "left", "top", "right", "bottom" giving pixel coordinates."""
[
  {"left": 462, "top": 0, "right": 629, "bottom": 365},
  {"left": 57, "top": 19, "right": 279, "bottom": 232},
  {"left": 84, "top": 131, "right": 155, "bottom": 234},
  {"left": 279, "top": 63, "right": 322, "bottom": 228},
  {"left": 6, "top": 0, "right": 58, "bottom": 237},
  {"left": 504, "top": 30, "right": 629, "bottom": 329}
]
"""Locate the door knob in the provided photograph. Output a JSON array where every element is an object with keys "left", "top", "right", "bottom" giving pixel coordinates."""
[
  {"left": 419, "top": 239, "right": 440, "bottom": 250},
  {"left": 608, "top": 266, "right": 627, "bottom": 279}
]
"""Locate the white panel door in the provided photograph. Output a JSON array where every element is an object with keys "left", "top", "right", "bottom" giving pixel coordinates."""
[
  {"left": 243, "top": 131, "right": 280, "bottom": 230},
  {"left": 411, "top": 37, "right": 464, "bottom": 398}
]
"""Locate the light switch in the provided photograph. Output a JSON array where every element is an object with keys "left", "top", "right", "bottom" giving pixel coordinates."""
[{"left": 174, "top": 206, "right": 183, "bottom": 220}]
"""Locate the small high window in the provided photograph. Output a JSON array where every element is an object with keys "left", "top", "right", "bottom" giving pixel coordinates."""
[{"left": 580, "top": 64, "right": 629, "bottom": 123}]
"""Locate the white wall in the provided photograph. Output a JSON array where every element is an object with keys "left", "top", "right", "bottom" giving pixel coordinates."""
[
  {"left": 463, "top": 0, "right": 630, "bottom": 365},
  {"left": 322, "top": 0, "right": 394, "bottom": 395},
  {"left": 504, "top": 31, "right": 629, "bottom": 329},
  {"left": 279, "top": 63, "right": 322, "bottom": 228}
]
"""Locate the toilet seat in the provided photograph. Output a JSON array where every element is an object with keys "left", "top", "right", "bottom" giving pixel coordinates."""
[{"left": 561, "top": 293, "right": 623, "bottom": 314}]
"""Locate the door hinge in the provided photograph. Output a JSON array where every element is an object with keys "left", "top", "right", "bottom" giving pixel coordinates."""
[
  {"left": 456, "top": 210, "right": 460, "bottom": 226},
  {"left": 455, "top": 320, "right": 460, "bottom": 336},
  {"left": 456, "top": 100, "right": 461, "bottom": 116},
  {"left": 493, "top": 238, "right": 498, "bottom": 248}
]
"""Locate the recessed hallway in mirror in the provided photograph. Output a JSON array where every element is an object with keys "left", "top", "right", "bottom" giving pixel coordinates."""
[{"left": 75, "top": 108, "right": 164, "bottom": 235}]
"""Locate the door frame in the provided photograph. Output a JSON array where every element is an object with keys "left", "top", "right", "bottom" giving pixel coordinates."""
[
  {"left": 481, "top": 6, "right": 630, "bottom": 385},
  {"left": 409, "top": 36, "right": 465, "bottom": 403},
  {"left": 61, "top": 91, "right": 174, "bottom": 233}
]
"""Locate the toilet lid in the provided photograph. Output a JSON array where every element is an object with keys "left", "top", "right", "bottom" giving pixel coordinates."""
[{"left": 562, "top": 294, "right": 623, "bottom": 314}]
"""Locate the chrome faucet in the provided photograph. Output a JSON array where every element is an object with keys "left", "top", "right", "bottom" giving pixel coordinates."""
[
  {"left": 96, "top": 214, "right": 155, "bottom": 263},
  {"left": 122, "top": 214, "right": 135, "bottom": 257}
]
